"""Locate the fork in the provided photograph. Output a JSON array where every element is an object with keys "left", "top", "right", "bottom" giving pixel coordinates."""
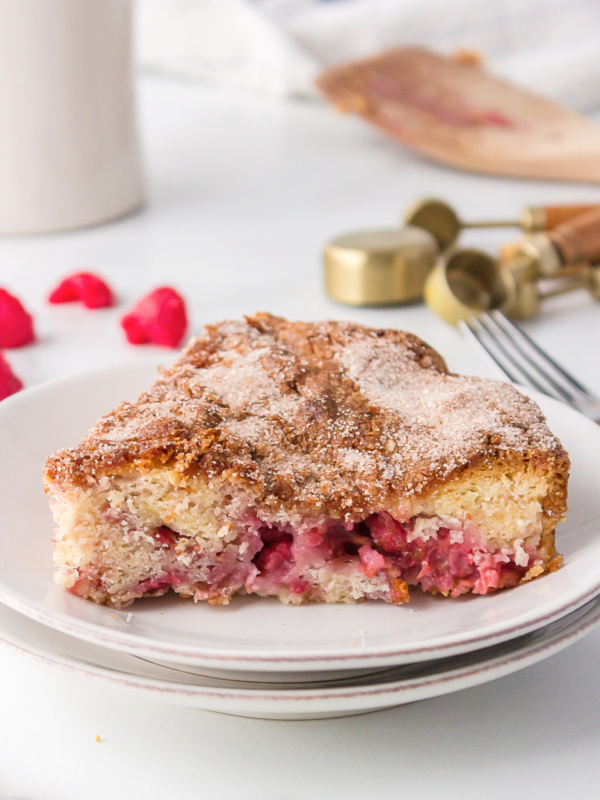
[{"left": 460, "top": 309, "right": 600, "bottom": 424}]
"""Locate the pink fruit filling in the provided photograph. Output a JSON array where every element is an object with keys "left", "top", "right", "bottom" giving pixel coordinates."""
[
  {"left": 243, "top": 513, "right": 535, "bottom": 600},
  {"left": 71, "top": 513, "right": 539, "bottom": 604}
]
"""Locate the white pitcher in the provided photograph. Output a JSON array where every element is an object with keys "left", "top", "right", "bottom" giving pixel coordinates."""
[{"left": 0, "top": 0, "right": 144, "bottom": 234}]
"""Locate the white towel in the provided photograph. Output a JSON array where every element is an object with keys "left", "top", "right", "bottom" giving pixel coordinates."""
[
  {"left": 137, "top": 0, "right": 600, "bottom": 110},
  {"left": 137, "top": 0, "right": 320, "bottom": 95}
]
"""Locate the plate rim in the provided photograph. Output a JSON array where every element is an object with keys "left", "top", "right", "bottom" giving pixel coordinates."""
[{"left": 1, "top": 593, "right": 599, "bottom": 714}]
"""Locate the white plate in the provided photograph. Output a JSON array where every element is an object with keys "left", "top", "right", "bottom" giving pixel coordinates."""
[
  {"left": 0, "top": 361, "right": 599, "bottom": 671},
  {"left": 1, "top": 593, "right": 599, "bottom": 719}
]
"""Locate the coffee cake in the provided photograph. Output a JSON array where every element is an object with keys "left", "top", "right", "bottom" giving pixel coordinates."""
[{"left": 44, "top": 314, "right": 569, "bottom": 608}]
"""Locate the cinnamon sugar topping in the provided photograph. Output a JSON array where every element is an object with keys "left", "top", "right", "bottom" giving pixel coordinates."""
[{"left": 44, "top": 314, "right": 566, "bottom": 518}]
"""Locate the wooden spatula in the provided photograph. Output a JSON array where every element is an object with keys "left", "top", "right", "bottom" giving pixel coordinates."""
[{"left": 316, "top": 47, "right": 600, "bottom": 183}]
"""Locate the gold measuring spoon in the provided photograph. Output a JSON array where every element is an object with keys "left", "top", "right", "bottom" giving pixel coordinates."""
[{"left": 405, "top": 198, "right": 600, "bottom": 251}]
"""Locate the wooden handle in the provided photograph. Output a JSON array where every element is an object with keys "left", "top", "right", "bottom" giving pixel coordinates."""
[
  {"left": 549, "top": 207, "right": 600, "bottom": 264},
  {"left": 542, "top": 203, "right": 600, "bottom": 231}
]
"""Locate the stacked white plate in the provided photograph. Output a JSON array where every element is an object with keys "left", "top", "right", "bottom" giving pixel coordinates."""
[{"left": 1, "top": 361, "right": 600, "bottom": 720}]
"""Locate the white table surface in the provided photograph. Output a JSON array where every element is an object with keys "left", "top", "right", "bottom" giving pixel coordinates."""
[{"left": 1, "top": 76, "right": 600, "bottom": 799}]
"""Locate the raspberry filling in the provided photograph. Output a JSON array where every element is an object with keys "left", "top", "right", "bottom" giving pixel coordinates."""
[
  {"left": 244, "top": 513, "right": 533, "bottom": 600},
  {"left": 71, "top": 513, "right": 538, "bottom": 604}
]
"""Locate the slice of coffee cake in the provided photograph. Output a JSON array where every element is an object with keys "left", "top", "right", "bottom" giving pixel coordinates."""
[{"left": 44, "top": 314, "right": 568, "bottom": 608}]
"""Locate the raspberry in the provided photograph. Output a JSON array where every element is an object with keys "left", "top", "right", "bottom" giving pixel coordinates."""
[
  {"left": 358, "top": 544, "right": 387, "bottom": 578},
  {"left": 0, "top": 353, "right": 23, "bottom": 400},
  {"left": 0, "top": 289, "right": 35, "bottom": 348},
  {"left": 121, "top": 287, "right": 188, "bottom": 348},
  {"left": 48, "top": 272, "right": 114, "bottom": 309}
]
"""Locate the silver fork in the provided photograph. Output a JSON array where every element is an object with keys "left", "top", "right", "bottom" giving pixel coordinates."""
[{"left": 460, "top": 309, "right": 600, "bottom": 424}]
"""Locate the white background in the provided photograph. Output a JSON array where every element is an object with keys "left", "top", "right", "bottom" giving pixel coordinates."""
[{"left": 1, "top": 76, "right": 600, "bottom": 798}]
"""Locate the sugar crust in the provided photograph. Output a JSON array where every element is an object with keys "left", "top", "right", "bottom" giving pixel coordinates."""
[{"left": 45, "top": 313, "right": 569, "bottom": 523}]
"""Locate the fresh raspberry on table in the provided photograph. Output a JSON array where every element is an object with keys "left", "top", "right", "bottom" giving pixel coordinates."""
[
  {"left": 48, "top": 272, "right": 114, "bottom": 309},
  {"left": 0, "top": 353, "right": 23, "bottom": 400},
  {"left": 121, "top": 287, "right": 188, "bottom": 348},
  {"left": 0, "top": 288, "right": 35, "bottom": 348}
]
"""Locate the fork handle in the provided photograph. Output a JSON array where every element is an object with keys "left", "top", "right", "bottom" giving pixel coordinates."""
[{"left": 548, "top": 207, "right": 600, "bottom": 265}]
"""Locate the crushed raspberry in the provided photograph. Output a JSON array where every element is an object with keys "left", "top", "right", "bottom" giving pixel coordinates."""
[
  {"left": 289, "top": 579, "right": 310, "bottom": 594},
  {"left": 153, "top": 526, "right": 179, "bottom": 549},
  {"left": 0, "top": 289, "right": 35, "bottom": 348},
  {"left": 136, "top": 574, "right": 184, "bottom": 595},
  {"left": 255, "top": 541, "right": 293, "bottom": 572},
  {"left": 366, "top": 514, "right": 527, "bottom": 597},
  {"left": 298, "top": 527, "right": 325, "bottom": 548},
  {"left": 121, "top": 287, "right": 188, "bottom": 348},
  {"left": 358, "top": 544, "right": 387, "bottom": 578},
  {"left": 367, "top": 512, "right": 407, "bottom": 553},
  {"left": 257, "top": 526, "right": 293, "bottom": 547},
  {"left": 0, "top": 353, "right": 23, "bottom": 400},
  {"left": 48, "top": 272, "right": 114, "bottom": 309}
]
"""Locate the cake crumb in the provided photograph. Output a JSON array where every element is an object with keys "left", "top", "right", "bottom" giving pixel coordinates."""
[{"left": 453, "top": 47, "right": 484, "bottom": 67}]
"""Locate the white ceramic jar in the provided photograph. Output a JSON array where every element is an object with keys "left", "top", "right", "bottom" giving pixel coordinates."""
[{"left": 0, "top": 0, "right": 144, "bottom": 234}]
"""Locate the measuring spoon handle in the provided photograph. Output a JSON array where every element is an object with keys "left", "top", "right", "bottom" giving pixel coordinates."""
[
  {"left": 524, "top": 203, "right": 600, "bottom": 232},
  {"left": 548, "top": 207, "right": 600, "bottom": 265}
]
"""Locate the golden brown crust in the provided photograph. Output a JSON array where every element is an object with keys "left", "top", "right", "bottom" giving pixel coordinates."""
[{"left": 44, "top": 314, "right": 569, "bottom": 521}]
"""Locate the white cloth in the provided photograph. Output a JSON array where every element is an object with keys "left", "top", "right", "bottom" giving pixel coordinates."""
[
  {"left": 137, "top": 0, "right": 320, "bottom": 96},
  {"left": 137, "top": 0, "right": 600, "bottom": 110}
]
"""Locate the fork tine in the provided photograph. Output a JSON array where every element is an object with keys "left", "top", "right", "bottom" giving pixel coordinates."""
[
  {"left": 462, "top": 311, "right": 600, "bottom": 422},
  {"left": 477, "top": 313, "right": 578, "bottom": 403},
  {"left": 467, "top": 315, "right": 568, "bottom": 400},
  {"left": 461, "top": 318, "right": 525, "bottom": 386},
  {"left": 488, "top": 310, "right": 595, "bottom": 401}
]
